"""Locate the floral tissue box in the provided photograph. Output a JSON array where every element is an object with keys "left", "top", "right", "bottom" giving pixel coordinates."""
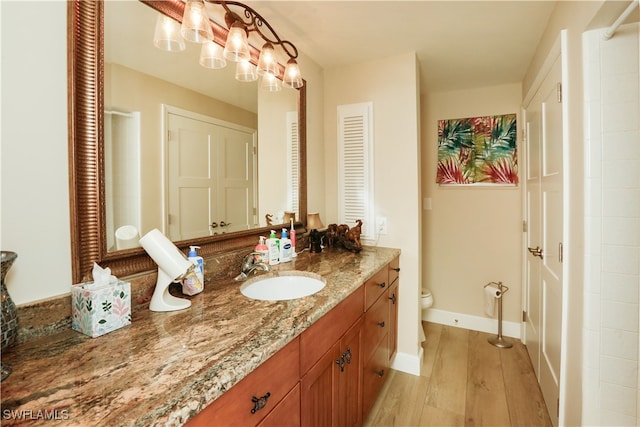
[{"left": 71, "top": 281, "right": 131, "bottom": 337}]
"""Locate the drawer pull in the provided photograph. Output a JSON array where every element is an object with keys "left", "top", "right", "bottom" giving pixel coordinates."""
[
  {"left": 389, "top": 293, "right": 396, "bottom": 304},
  {"left": 336, "top": 355, "right": 345, "bottom": 372},
  {"left": 378, "top": 282, "right": 386, "bottom": 289},
  {"left": 392, "top": 267, "right": 400, "bottom": 272},
  {"left": 250, "top": 392, "right": 271, "bottom": 414},
  {"left": 377, "top": 321, "right": 385, "bottom": 328},
  {"left": 344, "top": 347, "right": 352, "bottom": 365},
  {"left": 376, "top": 369, "right": 385, "bottom": 377}
]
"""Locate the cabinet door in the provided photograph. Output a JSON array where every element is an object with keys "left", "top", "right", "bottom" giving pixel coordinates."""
[
  {"left": 338, "top": 316, "right": 363, "bottom": 427},
  {"left": 301, "top": 342, "right": 341, "bottom": 427}
]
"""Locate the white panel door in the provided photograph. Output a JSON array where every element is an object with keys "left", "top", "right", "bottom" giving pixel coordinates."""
[
  {"left": 215, "top": 125, "right": 255, "bottom": 234},
  {"left": 524, "top": 54, "right": 563, "bottom": 426},
  {"left": 167, "top": 114, "right": 215, "bottom": 241}
]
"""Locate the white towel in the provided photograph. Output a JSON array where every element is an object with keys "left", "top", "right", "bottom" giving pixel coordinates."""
[{"left": 484, "top": 285, "right": 502, "bottom": 317}]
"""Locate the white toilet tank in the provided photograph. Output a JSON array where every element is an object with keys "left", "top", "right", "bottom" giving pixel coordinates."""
[{"left": 421, "top": 289, "right": 433, "bottom": 309}]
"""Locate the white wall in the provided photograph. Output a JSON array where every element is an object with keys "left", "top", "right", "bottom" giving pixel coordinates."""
[
  {"left": 324, "top": 52, "right": 423, "bottom": 374},
  {"left": 583, "top": 22, "right": 640, "bottom": 426},
  {"left": 1, "top": 1, "right": 71, "bottom": 304}
]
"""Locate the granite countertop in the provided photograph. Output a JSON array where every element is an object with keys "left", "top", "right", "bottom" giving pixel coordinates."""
[{"left": 1, "top": 246, "right": 400, "bottom": 426}]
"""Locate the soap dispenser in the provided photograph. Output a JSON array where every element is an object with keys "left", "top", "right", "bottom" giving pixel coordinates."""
[
  {"left": 188, "top": 246, "right": 204, "bottom": 284},
  {"left": 267, "top": 230, "right": 280, "bottom": 265},
  {"left": 280, "top": 228, "right": 292, "bottom": 263},
  {"left": 255, "top": 236, "right": 269, "bottom": 265}
]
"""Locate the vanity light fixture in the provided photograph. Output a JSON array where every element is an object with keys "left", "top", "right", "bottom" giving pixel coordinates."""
[
  {"left": 153, "top": 13, "right": 186, "bottom": 52},
  {"left": 152, "top": 0, "right": 303, "bottom": 88}
]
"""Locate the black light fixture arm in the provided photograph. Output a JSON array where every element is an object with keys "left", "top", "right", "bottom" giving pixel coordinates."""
[{"left": 209, "top": 0, "right": 299, "bottom": 59}]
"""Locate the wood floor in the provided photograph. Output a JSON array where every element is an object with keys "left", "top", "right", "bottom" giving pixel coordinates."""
[{"left": 364, "top": 322, "right": 553, "bottom": 427}]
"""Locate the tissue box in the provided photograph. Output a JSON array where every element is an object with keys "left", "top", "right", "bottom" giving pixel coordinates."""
[{"left": 71, "top": 281, "right": 131, "bottom": 337}]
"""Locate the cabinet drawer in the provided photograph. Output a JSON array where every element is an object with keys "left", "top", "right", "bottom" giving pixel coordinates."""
[
  {"left": 364, "top": 268, "right": 389, "bottom": 310},
  {"left": 257, "top": 384, "right": 300, "bottom": 427},
  {"left": 362, "top": 334, "right": 390, "bottom": 419},
  {"left": 388, "top": 256, "right": 400, "bottom": 286},
  {"left": 187, "top": 337, "right": 300, "bottom": 427},
  {"left": 300, "top": 286, "right": 364, "bottom": 373},
  {"left": 363, "top": 292, "right": 390, "bottom": 363}
]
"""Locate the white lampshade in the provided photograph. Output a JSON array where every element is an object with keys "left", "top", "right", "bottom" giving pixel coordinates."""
[
  {"left": 223, "top": 23, "right": 250, "bottom": 62},
  {"left": 235, "top": 60, "right": 258, "bottom": 82},
  {"left": 261, "top": 72, "right": 282, "bottom": 92},
  {"left": 153, "top": 14, "right": 185, "bottom": 52},
  {"left": 283, "top": 58, "right": 303, "bottom": 89},
  {"left": 181, "top": 0, "right": 213, "bottom": 43},
  {"left": 256, "top": 42, "right": 278, "bottom": 76},
  {"left": 199, "top": 40, "right": 227, "bottom": 69}
]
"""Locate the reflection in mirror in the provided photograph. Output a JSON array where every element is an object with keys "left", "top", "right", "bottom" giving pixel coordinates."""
[
  {"left": 68, "top": 0, "right": 306, "bottom": 283},
  {"left": 104, "top": 0, "right": 298, "bottom": 252}
]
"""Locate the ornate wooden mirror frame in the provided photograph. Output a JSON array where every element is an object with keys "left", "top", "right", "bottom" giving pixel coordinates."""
[{"left": 68, "top": 1, "right": 307, "bottom": 283}]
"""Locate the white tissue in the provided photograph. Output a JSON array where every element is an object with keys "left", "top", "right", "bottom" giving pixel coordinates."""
[
  {"left": 84, "top": 262, "right": 118, "bottom": 290},
  {"left": 484, "top": 285, "right": 502, "bottom": 317}
]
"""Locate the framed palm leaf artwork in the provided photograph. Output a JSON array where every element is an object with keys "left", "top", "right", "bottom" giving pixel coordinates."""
[{"left": 436, "top": 113, "right": 518, "bottom": 185}]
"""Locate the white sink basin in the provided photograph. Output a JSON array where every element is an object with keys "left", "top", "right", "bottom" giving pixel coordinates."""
[{"left": 240, "top": 273, "right": 325, "bottom": 301}]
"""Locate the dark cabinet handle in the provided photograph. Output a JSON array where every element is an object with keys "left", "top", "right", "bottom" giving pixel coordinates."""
[
  {"left": 392, "top": 267, "right": 400, "bottom": 272},
  {"left": 250, "top": 392, "right": 271, "bottom": 414},
  {"left": 377, "top": 321, "right": 385, "bottom": 328},
  {"left": 378, "top": 282, "right": 386, "bottom": 288},
  {"left": 376, "top": 369, "right": 385, "bottom": 377},
  {"left": 344, "top": 347, "right": 352, "bottom": 365},
  {"left": 336, "top": 355, "right": 345, "bottom": 372},
  {"left": 210, "top": 222, "right": 218, "bottom": 228},
  {"left": 220, "top": 221, "right": 231, "bottom": 227},
  {"left": 389, "top": 293, "right": 396, "bottom": 304}
]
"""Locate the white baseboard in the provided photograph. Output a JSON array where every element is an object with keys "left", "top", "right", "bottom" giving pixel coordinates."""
[
  {"left": 423, "top": 308, "right": 521, "bottom": 339},
  {"left": 390, "top": 347, "right": 423, "bottom": 376}
]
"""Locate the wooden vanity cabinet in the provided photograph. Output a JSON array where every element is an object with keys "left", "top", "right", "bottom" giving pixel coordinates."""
[
  {"left": 186, "top": 337, "right": 300, "bottom": 427},
  {"left": 388, "top": 256, "right": 400, "bottom": 361},
  {"left": 300, "top": 287, "right": 364, "bottom": 427},
  {"left": 362, "top": 258, "right": 401, "bottom": 419},
  {"left": 187, "top": 259, "right": 398, "bottom": 427}
]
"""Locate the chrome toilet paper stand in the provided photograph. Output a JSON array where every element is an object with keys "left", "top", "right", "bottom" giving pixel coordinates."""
[{"left": 485, "top": 281, "right": 513, "bottom": 349}]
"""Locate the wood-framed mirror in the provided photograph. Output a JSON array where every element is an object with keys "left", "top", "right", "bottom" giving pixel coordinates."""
[{"left": 68, "top": 0, "right": 307, "bottom": 283}]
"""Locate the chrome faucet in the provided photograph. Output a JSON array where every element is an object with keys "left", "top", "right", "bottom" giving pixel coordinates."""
[{"left": 234, "top": 252, "right": 269, "bottom": 281}]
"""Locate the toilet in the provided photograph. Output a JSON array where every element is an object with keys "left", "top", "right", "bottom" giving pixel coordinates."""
[
  {"left": 421, "top": 289, "right": 433, "bottom": 316},
  {"left": 420, "top": 289, "right": 433, "bottom": 342}
]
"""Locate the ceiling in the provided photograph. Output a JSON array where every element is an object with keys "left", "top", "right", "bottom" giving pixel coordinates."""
[
  {"left": 109, "top": 1, "right": 637, "bottom": 108},
  {"left": 244, "top": 1, "right": 560, "bottom": 93}
]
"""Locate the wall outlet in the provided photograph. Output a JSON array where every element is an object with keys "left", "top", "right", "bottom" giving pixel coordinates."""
[{"left": 376, "top": 216, "right": 388, "bottom": 235}]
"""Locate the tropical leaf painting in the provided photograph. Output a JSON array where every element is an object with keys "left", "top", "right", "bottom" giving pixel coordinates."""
[{"left": 437, "top": 114, "right": 518, "bottom": 185}]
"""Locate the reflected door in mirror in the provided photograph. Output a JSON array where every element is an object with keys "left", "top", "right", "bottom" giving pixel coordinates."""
[{"left": 167, "top": 110, "right": 257, "bottom": 240}]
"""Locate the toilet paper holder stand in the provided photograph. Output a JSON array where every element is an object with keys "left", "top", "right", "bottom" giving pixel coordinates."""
[{"left": 484, "top": 281, "right": 513, "bottom": 349}]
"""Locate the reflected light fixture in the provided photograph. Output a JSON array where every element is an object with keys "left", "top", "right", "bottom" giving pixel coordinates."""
[
  {"left": 199, "top": 40, "right": 226, "bottom": 69},
  {"left": 261, "top": 72, "right": 282, "bottom": 92},
  {"left": 152, "top": 0, "right": 303, "bottom": 88},
  {"left": 235, "top": 60, "right": 258, "bottom": 82}
]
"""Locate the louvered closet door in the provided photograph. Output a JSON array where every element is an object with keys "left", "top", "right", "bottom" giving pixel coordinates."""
[
  {"left": 286, "top": 111, "right": 300, "bottom": 219},
  {"left": 338, "top": 102, "right": 374, "bottom": 239}
]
